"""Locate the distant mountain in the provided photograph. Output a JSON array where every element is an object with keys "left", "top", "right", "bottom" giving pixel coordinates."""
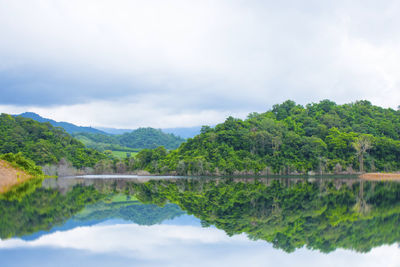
[
  {"left": 161, "top": 126, "right": 202, "bottom": 139},
  {"left": 16, "top": 112, "right": 107, "bottom": 135},
  {"left": 73, "top": 128, "right": 186, "bottom": 151},
  {"left": 96, "top": 127, "right": 133, "bottom": 135},
  {"left": 99, "top": 126, "right": 201, "bottom": 139},
  {"left": 16, "top": 113, "right": 201, "bottom": 139}
]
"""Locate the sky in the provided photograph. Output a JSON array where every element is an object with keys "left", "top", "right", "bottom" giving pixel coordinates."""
[{"left": 0, "top": 0, "right": 399, "bottom": 128}]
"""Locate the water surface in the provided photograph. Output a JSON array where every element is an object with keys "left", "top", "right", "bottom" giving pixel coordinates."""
[{"left": 0, "top": 176, "right": 399, "bottom": 267}]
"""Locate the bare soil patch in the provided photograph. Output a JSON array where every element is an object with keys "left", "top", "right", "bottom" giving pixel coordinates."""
[
  {"left": 0, "top": 160, "right": 32, "bottom": 193},
  {"left": 360, "top": 172, "right": 400, "bottom": 181}
]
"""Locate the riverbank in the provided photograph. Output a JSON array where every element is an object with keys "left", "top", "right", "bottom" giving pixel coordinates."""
[
  {"left": 359, "top": 172, "right": 400, "bottom": 181},
  {"left": 0, "top": 159, "right": 32, "bottom": 193}
]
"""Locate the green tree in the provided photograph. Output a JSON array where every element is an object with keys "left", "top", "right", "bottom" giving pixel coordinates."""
[{"left": 353, "top": 135, "right": 372, "bottom": 172}]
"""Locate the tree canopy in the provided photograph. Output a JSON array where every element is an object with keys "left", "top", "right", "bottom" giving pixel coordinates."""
[
  {"left": 0, "top": 114, "right": 107, "bottom": 168},
  {"left": 131, "top": 100, "right": 400, "bottom": 175}
]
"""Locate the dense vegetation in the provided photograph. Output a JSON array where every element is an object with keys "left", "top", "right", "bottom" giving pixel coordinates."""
[
  {"left": 0, "top": 114, "right": 107, "bottom": 168},
  {"left": 132, "top": 100, "right": 400, "bottom": 175},
  {"left": 73, "top": 127, "right": 185, "bottom": 152},
  {"left": 130, "top": 178, "right": 400, "bottom": 253}
]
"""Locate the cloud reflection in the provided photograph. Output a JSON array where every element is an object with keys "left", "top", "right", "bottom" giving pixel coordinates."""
[{"left": 0, "top": 222, "right": 399, "bottom": 267}]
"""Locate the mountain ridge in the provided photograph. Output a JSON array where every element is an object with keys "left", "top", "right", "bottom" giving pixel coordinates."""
[
  {"left": 16, "top": 112, "right": 201, "bottom": 139},
  {"left": 16, "top": 112, "right": 107, "bottom": 135}
]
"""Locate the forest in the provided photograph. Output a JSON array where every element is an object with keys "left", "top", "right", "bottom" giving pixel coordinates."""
[
  {"left": 0, "top": 114, "right": 107, "bottom": 168},
  {"left": 132, "top": 100, "right": 400, "bottom": 175},
  {"left": 2, "top": 100, "right": 400, "bottom": 176}
]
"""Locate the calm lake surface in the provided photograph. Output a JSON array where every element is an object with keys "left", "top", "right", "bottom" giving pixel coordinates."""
[{"left": 1, "top": 176, "right": 399, "bottom": 267}]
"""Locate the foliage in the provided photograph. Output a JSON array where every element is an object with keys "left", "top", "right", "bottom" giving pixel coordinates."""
[
  {"left": 110, "top": 151, "right": 138, "bottom": 159},
  {"left": 132, "top": 100, "right": 400, "bottom": 174},
  {"left": 118, "top": 128, "right": 185, "bottom": 149},
  {"left": 0, "top": 114, "right": 107, "bottom": 168}
]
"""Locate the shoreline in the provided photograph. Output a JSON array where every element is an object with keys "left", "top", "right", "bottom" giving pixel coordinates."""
[
  {"left": 0, "top": 160, "right": 33, "bottom": 193},
  {"left": 359, "top": 173, "right": 400, "bottom": 181}
]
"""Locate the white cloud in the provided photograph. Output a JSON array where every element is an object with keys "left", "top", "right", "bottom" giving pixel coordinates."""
[{"left": 0, "top": 97, "right": 248, "bottom": 128}]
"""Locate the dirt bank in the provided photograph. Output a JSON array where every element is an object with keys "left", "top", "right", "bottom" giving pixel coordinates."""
[
  {"left": 359, "top": 172, "right": 400, "bottom": 181},
  {"left": 0, "top": 160, "right": 32, "bottom": 193}
]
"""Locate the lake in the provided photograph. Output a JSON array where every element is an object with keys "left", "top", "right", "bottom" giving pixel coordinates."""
[{"left": 0, "top": 176, "right": 399, "bottom": 267}]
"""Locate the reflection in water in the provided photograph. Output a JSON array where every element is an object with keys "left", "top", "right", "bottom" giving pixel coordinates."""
[{"left": 0, "top": 176, "right": 400, "bottom": 266}]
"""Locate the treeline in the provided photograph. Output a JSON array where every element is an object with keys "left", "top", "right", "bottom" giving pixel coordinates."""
[
  {"left": 72, "top": 127, "right": 185, "bottom": 152},
  {"left": 0, "top": 114, "right": 107, "bottom": 168},
  {"left": 131, "top": 100, "right": 400, "bottom": 175}
]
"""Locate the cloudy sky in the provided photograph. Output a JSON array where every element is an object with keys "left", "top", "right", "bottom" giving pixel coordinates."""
[{"left": 0, "top": 0, "right": 399, "bottom": 128}]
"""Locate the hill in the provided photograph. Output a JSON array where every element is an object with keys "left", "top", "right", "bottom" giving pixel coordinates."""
[
  {"left": 0, "top": 114, "right": 106, "bottom": 168},
  {"left": 15, "top": 113, "right": 186, "bottom": 154},
  {"left": 98, "top": 126, "right": 200, "bottom": 138},
  {"left": 162, "top": 126, "right": 202, "bottom": 139},
  {"left": 16, "top": 112, "right": 107, "bottom": 134},
  {"left": 73, "top": 128, "right": 185, "bottom": 151},
  {"left": 118, "top": 128, "right": 185, "bottom": 149},
  {"left": 17, "top": 113, "right": 199, "bottom": 139},
  {"left": 132, "top": 100, "right": 400, "bottom": 175}
]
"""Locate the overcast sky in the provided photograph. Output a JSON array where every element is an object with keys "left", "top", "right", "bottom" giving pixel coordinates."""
[{"left": 0, "top": 0, "right": 399, "bottom": 128}]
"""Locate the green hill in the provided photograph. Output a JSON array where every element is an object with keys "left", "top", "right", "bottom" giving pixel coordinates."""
[
  {"left": 0, "top": 114, "right": 106, "bottom": 168},
  {"left": 118, "top": 127, "right": 185, "bottom": 149},
  {"left": 132, "top": 100, "right": 400, "bottom": 175},
  {"left": 73, "top": 127, "right": 185, "bottom": 152}
]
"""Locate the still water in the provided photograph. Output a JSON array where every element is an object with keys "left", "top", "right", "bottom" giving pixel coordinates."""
[{"left": 0, "top": 176, "right": 399, "bottom": 267}]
